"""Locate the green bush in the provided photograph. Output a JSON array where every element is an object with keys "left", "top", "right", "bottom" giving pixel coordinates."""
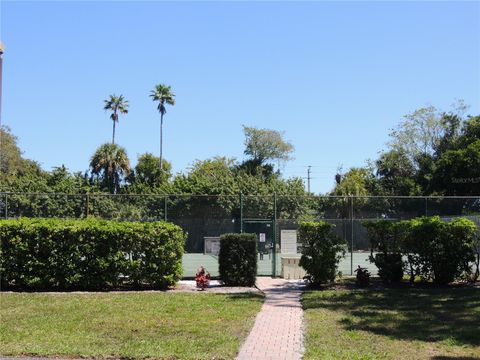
[
  {"left": 372, "top": 253, "right": 404, "bottom": 283},
  {"left": 364, "top": 220, "right": 404, "bottom": 283},
  {"left": 0, "top": 218, "right": 185, "bottom": 290},
  {"left": 298, "top": 221, "right": 346, "bottom": 285},
  {"left": 365, "top": 217, "right": 478, "bottom": 284},
  {"left": 219, "top": 233, "right": 257, "bottom": 286},
  {"left": 405, "top": 216, "right": 477, "bottom": 285}
]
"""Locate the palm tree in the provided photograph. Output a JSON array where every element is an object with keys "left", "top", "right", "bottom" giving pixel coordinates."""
[
  {"left": 150, "top": 84, "right": 175, "bottom": 170},
  {"left": 104, "top": 94, "right": 129, "bottom": 145},
  {"left": 90, "top": 143, "right": 130, "bottom": 194}
]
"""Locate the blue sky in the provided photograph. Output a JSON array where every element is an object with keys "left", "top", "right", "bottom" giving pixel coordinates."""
[{"left": 1, "top": 1, "right": 479, "bottom": 194}]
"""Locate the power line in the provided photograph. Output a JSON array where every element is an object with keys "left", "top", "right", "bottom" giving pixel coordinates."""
[{"left": 307, "top": 165, "right": 311, "bottom": 193}]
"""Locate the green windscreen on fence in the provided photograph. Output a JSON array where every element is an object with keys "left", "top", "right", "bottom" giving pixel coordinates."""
[{"left": 1, "top": 193, "right": 479, "bottom": 278}]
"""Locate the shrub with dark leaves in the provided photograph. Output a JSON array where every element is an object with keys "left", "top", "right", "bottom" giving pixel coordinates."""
[
  {"left": 219, "top": 233, "right": 257, "bottom": 286},
  {"left": 298, "top": 221, "right": 346, "bottom": 285}
]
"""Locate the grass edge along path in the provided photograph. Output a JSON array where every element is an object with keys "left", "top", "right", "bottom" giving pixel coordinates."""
[
  {"left": 0, "top": 292, "right": 264, "bottom": 360},
  {"left": 301, "top": 286, "right": 480, "bottom": 360}
]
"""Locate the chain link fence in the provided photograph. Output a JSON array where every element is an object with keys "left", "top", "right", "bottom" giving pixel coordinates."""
[{"left": 1, "top": 192, "right": 479, "bottom": 278}]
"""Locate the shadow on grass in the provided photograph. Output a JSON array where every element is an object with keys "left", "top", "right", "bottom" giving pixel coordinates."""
[
  {"left": 225, "top": 292, "right": 264, "bottom": 301},
  {"left": 303, "top": 287, "right": 480, "bottom": 347}
]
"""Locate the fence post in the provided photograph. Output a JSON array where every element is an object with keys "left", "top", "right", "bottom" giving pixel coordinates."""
[
  {"left": 164, "top": 195, "right": 168, "bottom": 221},
  {"left": 4, "top": 193, "right": 7, "bottom": 220},
  {"left": 272, "top": 192, "right": 277, "bottom": 278},
  {"left": 240, "top": 192, "right": 244, "bottom": 233},
  {"left": 425, "top": 197, "right": 428, "bottom": 216},
  {"left": 350, "top": 196, "right": 354, "bottom": 276}
]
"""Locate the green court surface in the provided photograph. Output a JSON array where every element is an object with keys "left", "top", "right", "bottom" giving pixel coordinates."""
[{"left": 182, "top": 252, "right": 375, "bottom": 278}]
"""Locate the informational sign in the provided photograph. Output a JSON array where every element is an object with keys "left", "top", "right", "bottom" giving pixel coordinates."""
[
  {"left": 210, "top": 241, "right": 220, "bottom": 255},
  {"left": 259, "top": 233, "right": 266, "bottom": 243},
  {"left": 204, "top": 237, "right": 221, "bottom": 256},
  {"left": 281, "top": 230, "right": 298, "bottom": 254}
]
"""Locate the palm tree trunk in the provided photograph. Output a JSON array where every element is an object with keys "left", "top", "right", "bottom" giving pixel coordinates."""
[
  {"left": 112, "top": 120, "right": 116, "bottom": 145},
  {"left": 160, "top": 113, "right": 164, "bottom": 170}
]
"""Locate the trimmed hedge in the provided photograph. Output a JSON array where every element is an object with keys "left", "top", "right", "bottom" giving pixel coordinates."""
[
  {"left": 364, "top": 216, "right": 478, "bottom": 285},
  {"left": 0, "top": 218, "right": 185, "bottom": 290},
  {"left": 219, "top": 233, "right": 257, "bottom": 286},
  {"left": 406, "top": 216, "right": 477, "bottom": 285},
  {"left": 299, "top": 221, "right": 346, "bottom": 285}
]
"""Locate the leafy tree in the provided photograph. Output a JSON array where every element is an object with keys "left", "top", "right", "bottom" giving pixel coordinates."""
[
  {"left": 130, "top": 153, "right": 172, "bottom": 188},
  {"left": 429, "top": 116, "right": 480, "bottom": 196},
  {"left": 0, "top": 126, "right": 43, "bottom": 181},
  {"left": 170, "top": 156, "right": 309, "bottom": 218},
  {"left": 332, "top": 167, "right": 375, "bottom": 197},
  {"left": 456, "top": 115, "right": 480, "bottom": 148},
  {"left": 388, "top": 106, "right": 444, "bottom": 161},
  {"left": 235, "top": 159, "right": 277, "bottom": 179},
  {"left": 90, "top": 143, "right": 131, "bottom": 194},
  {"left": 170, "top": 157, "right": 239, "bottom": 218},
  {"left": 242, "top": 125, "right": 294, "bottom": 173},
  {"left": 46, "top": 166, "right": 91, "bottom": 193},
  {"left": 103, "top": 94, "right": 129, "bottom": 145},
  {"left": 150, "top": 84, "right": 175, "bottom": 170},
  {"left": 172, "top": 158, "right": 233, "bottom": 194},
  {"left": 375, "top": 150, "right": 421, "bottom": 196},
  {"left": 435, "top": 113, "right": 463, "bottom": 156},
  {"left": 0, "top": 126, "right": 23, "bottom": 178},
  {"left": 433, "top": 141, "right": 480, "bottom": 196},
  {"left": 370, "top": 103, "right": 477, "bottom": 197},
  {"left": 388, "top": 102, "right": 468, "bottom": 160}
]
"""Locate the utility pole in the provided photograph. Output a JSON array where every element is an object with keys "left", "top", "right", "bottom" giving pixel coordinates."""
[
  {"left": 307, "top": 165, "right": 311, "bottom": 193},
  {"left": 0, "top": 42, "right": 4, "bottom": 126}
]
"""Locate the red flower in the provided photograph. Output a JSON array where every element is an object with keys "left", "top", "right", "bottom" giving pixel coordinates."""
[{"left": 195, "top": 266, "right": 211, "bottom": 290}]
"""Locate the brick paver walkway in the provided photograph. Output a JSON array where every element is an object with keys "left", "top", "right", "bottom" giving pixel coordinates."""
[{"left": 236, "top": 277, "right": 304, "bottom": 360}]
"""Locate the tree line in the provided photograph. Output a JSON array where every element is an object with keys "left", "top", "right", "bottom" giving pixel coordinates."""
[
  {"left": 332, "top": 102, "right": 480, "bottom": 198},
  {"left": 0, "top": 99, "right": 478, "bottom": 222}
]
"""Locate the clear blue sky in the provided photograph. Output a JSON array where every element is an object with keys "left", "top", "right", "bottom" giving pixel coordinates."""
[{"left": 1, "top": 1, "right": 479, "bottom": 194}]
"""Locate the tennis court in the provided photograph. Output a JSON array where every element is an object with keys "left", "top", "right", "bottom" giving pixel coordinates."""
[{"left": 181, "top": 251, "right": 375, "bottom": 278}]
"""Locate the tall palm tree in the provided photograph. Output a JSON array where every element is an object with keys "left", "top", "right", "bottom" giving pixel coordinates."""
[
  {"left": 150, "top": 84, "right": 175, "bottom": 170},
  {"left": 104, "top": 94, "right": 129, "bottom": 144},
  {"left": 90, "top": 143, "right": 130, "bottom": 194}
]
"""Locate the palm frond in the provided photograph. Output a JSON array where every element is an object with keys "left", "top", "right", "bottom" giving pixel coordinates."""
[
  {"left": 104, "top": 94, "right": 129, "bottom": 118},
  {"left": 150, "top": 84, "right": 176, "bottom": 114}
]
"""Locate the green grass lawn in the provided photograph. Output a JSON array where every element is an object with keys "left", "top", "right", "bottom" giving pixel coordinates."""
[
  {"left": 302, "top": 286, "right": 480, "bottom": 360},
  {"left": 0, "top": 292, "right": 263, "bottom": 360}
]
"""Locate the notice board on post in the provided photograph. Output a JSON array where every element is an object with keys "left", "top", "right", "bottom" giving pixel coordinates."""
[{"left": 280, "top": 230, "right": 298, "bottom": 255}]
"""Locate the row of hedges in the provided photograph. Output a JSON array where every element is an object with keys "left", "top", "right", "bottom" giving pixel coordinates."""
[
  {"left": 0, "top": 218, "right": 185, "bottom": 290},
  {"left": 365, "top": 216, "right": 479, "bottom": 285},
  {"left": 294, "top": 218, "right": 478, "bottom": 286}
]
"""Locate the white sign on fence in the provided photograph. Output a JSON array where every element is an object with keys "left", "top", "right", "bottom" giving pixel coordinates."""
[
  {"left": 281, "top": 230, "right": 298, "bottom": 254},
  {"left": 259, "top": 233, "right": 266, "bottom": 242},
  {"left": 204, "top": 237, "right": 221, "bottom": 255}
]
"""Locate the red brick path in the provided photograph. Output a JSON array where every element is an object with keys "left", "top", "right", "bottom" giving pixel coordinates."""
[{"left": 236, "top": 278, "right": 304, "bottom": 360}]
